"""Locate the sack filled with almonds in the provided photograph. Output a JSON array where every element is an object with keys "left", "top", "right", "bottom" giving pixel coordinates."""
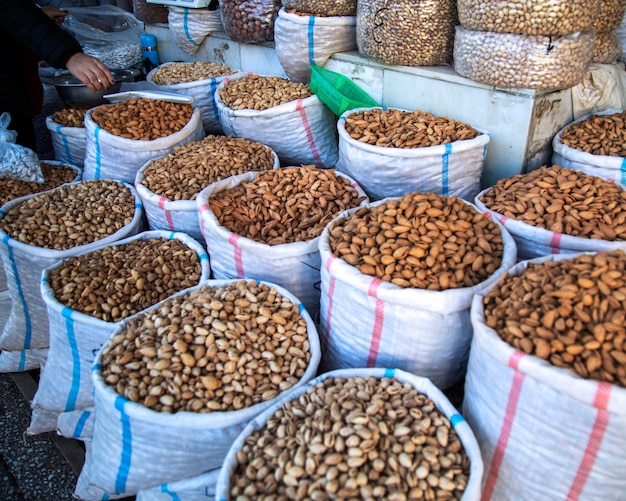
[
  {"left": 81, "top": 279, "right": 321, "bottom": 496},
  {"left": 465, "top": 250, "right": 626, "bottom": 500},
  {"left": 28, "top": 231, "right": 210, "bottom": 438},
  {"left": 197, "top": 165, "right": 368, "bottom": 319},
  {"left": 318, "top": 191, "right": 517, "bottom": 389},
  {"left": 0, "top": 179, "right": 145, "bottom": 373},
  {"left": 552, "top": 109, "right": 626, "bottom": 179},
  {"left": 84, "top": 96, "right": 205, "bottom": 184},
  {"left": 135, "top": 135, "right": 279, "bottom": 242},
  {"left": 216, "top": 367, "right": 484, "bottom": 500},
  {"left": 336, "top": 107, "right": 490, "bottom": 202},
  {"left": 215, "top": 73, "right": 339, "bottom": 168},
  {"left": 475, "top": 164, "right": 626, "bottom": 260},
  {"left": 45, "top": 109, "right": 88, "bottom": 168}
]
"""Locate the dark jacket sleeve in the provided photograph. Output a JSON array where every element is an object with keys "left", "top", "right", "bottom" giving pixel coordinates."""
[{"left": 0, "top": 0, "right": 83, "bottom": 69}]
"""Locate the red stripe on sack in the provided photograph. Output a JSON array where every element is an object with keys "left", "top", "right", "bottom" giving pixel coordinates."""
[
  {"left": 323, "top": 255, "right": 337, "bottom": 348},
  {"left": 296, "top": 99, "right": 324, "bottom": 168},
  {"left": 158, "top": 197, "right": 175, "bottom": 230},
  {"left": 366, "top": 278, "right": 384, "bottom": 367},
  {"left": 227, "top": 234, "right": 245, "bottom": 278},
  {"left": 550, "top": 232, "right": 562, "bottom": 254},
  {"left": 482, "top": 350, "right": 526, "bottom": 501},
  {"left": 566, "top": 382, "right": 612, "bottom": 501}
]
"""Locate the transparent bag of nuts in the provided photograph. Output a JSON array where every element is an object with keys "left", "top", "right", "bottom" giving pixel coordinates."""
[
  {"left": 282, "top": 0, "right": 357, "bottom": 16},
  {"left": 218, "top": 0, "right": 281, "bottom": 42},
  {"left": 82, "top": 279, "right": 321, "bottom": 495},
  {"left": 273, "top": 8, "right": 357, "bottom": 84},
  {"left": 215, "top": 367, "right": 484, "bottom": 500},
  {"left": 196, "top": 168, "right": 368, "bottom": 320},
  {"left": 465, "top": 252, "right": 626, "bottom": 501},
  {"left": 457, "top": 0, "right": 600, "bottom": 36},
  {"left": 0, "top": 180, "right": 145, "bottom": 373},
  {"left": 135, "top": 135, "right": 280, "bottom": 243},
  {"left": 453, "top": 26, "right": 596, "bottom": 91},
  {"left": 356, "top": 0, "right": 458, "bottom": 66},
  {"left": 552, "top": 109, "right": 626, "bottom": 179},
  {"left": 318, "top": 194, "right": 517, "bottom": 390},
  {"left": 475, "top": 165, "right": 626, "bottom": 260},
  {"left": 28, "top": 231, "right": 211, "bottom": 437},
  {"left": 592, "top": 31, "right": 622, "bottom": 64}
]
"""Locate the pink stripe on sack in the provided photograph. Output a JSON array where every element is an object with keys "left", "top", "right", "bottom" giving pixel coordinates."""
[
  {"left": 482, "top": 350, "right": 526, "bottom": 501},
  {"left": 366, "top": 278, "right": 384, "bottom": 367},
  {"left": 323, "top": 255, "right": 337, "bottom": 348},
  {"left": 158, "top": 196, "right": 175, "bottom": 231},
  {"left": 228, "top": 234, "right": 245, "bottom": 278},
  {"left": 566, "top": 382, "right": 612, "bottom": 501},
  {"left": 550, "top": 232, "right": 562, "bottom": 254},
  {"left": 295, "top": 99, "right": 325, "bottom": 168}
]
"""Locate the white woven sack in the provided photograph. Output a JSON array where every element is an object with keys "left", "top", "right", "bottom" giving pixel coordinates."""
[
  {"left": 465, "top": 253, "right": 626, "bottom": 501},
  {"left": 29, "top": 230, "right": 211, "bottom": 435},
  {"left": 75, "top": 440, "right": 131, "bottom": 501},
  {"left": 136, "top": 468, "right": 220, "bottom": 501},
  {"left": 45, "top": 115, "right": 86, "bottom": 168},
  {"left": 168, "top": 6, "right": 223, "bottom": 55},
  {"left": 147, "top": 63, "right": 243, "bottom": 135},
  {"left": 135, "top": 149, "right": 280, "bottom": 243},
  {"left": 474, "top": 181, "right": 626, "bottom": 261},
  {"left": 552, "top": 108, "right": 626, "bottom": 182},
  {"left": 274, "top": 8, "right": 357, "bottom": 83},
  {"left": 0, "top": 182, "right": 144, "bottom": 372},
  {"left": 215, "top": 367, "right": 484, "bottom": 500},
  {"left": 196, "top": 170, "right": 368, "bottom": 320},
  {"left": 83, "top": 279, "right": 321, "bottom": 495},
  {"left": 56, "top": 407, "right": 95, "bottom": 440},
  {"left": 215, "top": 73, "right": 339, "bottom": 168},
  {"left": 318, "top": 199, "right": 517, "bottom": 390},
  {"left": 83, "top": 106, "right": 205, "bottom": 183},
  {"left": 336, "top": 107, "right": 491, "bottom": 202}
]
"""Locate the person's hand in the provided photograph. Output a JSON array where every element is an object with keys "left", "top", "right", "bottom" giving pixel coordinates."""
[
  {"left": 41, "top": 6, "right": 67, "bottom": 26},
  {"left": 65, "top": 53, "right": 115, "bottom": 93}
]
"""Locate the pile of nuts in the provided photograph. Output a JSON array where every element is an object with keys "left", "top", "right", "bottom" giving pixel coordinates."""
[
  {"left": 48, "top": 238, "right": 203, "bottom": 322},
  {"left": 90, "top": 98, "right": 194, "bottom": 141},
  {"left": 229, "top": 375, "right": 471, "bottom": 499},
  {"left": 480, "top": 165, "right": 626, "bottom": 241},
  {"left": 593, "top": 0, "right": 626, "bottom": 31},
  {"left": 282, "top": 0, "right": 357, "bottom": 16},
  {"left": 484, "top": 250, "right": 626, "bottom": 388},
  {"left": 356, "top": 0, "right": 457, "bottom": 66},
  {"left": 51, "top": 108, "right": 87, "bottom": 128},
  {"left": 453, "top": 27, "right": 595, "bottom": 90},
  {"left": 99, "top": 280, "right": 312, "bottom": 413},
  {"left": 343, "top": 108, "right": 479, "bottom": 149},
  {"left": 151, "top": 62, "right": 237, "bottom": 85},
  {"left": 0, "top": 162, "right": 76, "bottom": 207},
  {"left": 457, "top": 0, "right": 599, "bottom": 35},
  {"left": 328, "top": 192, "right": 504, "bottom": 290},
  {"left": 218, "top": 75, "right": 313, "bottom": 111},
  {"left": 0, "top": 179, "right": 136, "bottom": 250},
  {"left": 140, "top": 135, "right": 276, "bottom": 201},
  {"left": 209, "top": 166, "right": 366, "bottom": 245},
  {"left": 219, "top": 0, "right": 281, "bottom": 42},
  {"left": 560, "top": 111, "right": 626, "bottom": 157}
]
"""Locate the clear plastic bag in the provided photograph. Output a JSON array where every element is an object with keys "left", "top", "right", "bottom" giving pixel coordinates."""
[
  {"left": 0, "top": 113, "right": 44, "bottom": 183},
  {"left": 218, "top": 0, "right": 281, "bottom": 43}
]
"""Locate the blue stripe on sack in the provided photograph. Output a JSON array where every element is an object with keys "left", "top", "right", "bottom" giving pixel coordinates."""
[
  {"left": 62, "top": 307, "right": 80, "bottom": 411},
  {"left": 56, "top": 125, "right": 73, "bottom": 164},
  {"left": 161, "top": 484, "right": 182, "bottom": 501},
  {"left": 308, "top": 16, "right": 316, "bottom": 65},
  {"left": 101, "top": 494, "right": 110, "bottom": 500},
  {"left": 3, "top": 238, "right": 32, "bottom": 349},
  {"left": 183, "top": 8, "right": 200, "bottom": 46},
  {"left": 18, "top": 350, "right": 26, "bottom": 372},
  {"left": 210, "top": 78, "right": 220, "bottom": 123},
  {"left": 621, "top": 157, "right": 626, "bottom": 185},
  {"left": 449, "top": 413, "right": 465, "bottom": 428},
  {"left": 114, "top": 396, "right": 132, "bottom": 494},
  {"left": 384, "top": 368, "right": 395, "bottom": 378},
  {"left": 168, "top": 232, "right": 176, "bottom": 239},
  {"left": 441, "top": 143, "right": 452, "bottom": 195},
  {"left": 94, "top": 126, "right": 102, "bottom": 179},
  {"left": 73, "top": 410, "right": 91, "bottom": 438}
]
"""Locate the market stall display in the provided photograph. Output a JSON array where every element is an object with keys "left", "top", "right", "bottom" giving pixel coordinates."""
[
  {"left": 319, "top": 192, "right": 517, "bottom": 389},
  {"left": 466, "top": 251, "right": 626, "bottom": 500}
]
